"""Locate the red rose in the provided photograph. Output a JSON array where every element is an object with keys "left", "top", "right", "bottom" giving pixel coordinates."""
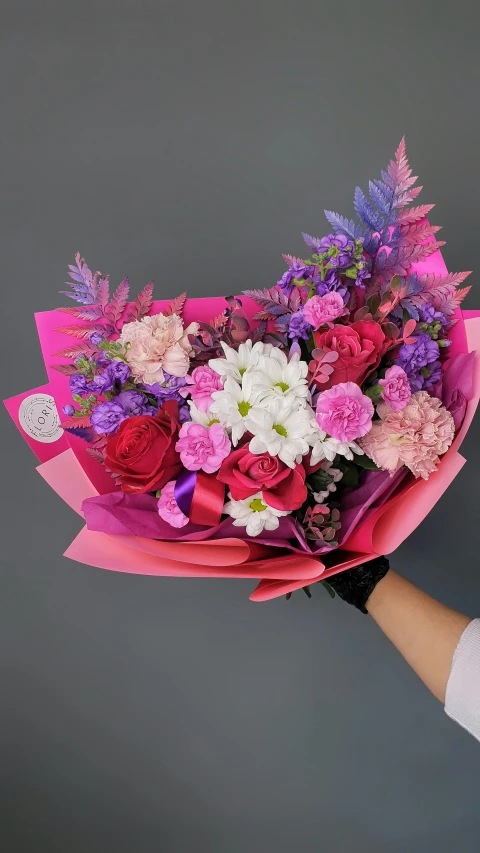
[
  {"left": 217, "top": 446, "right": 306, "bottom": 511},
  {"left": 313, "top": 320, "right": 387, "bottom": 387},
  {"left": 105, "top": 399, "right": 182, "bottom": 494}
]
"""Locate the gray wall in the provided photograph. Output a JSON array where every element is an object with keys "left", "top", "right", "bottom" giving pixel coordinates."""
[{"left": 2, "top": 1, "right": 480, "bottom": 851}]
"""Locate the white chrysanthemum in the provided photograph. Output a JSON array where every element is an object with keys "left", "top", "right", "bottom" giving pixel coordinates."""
[
  {"left": 223, "top": 491, "right": 289, "bottom": 537},
  {"left": 209, "top": 340, "right": 280, "bottom": 383},
  {"left": 250, "top": 351, "right": 309, "bottom": 405},
  {"left": 210, "top": 373, "right": 264, "bottom": 446},
  {"left": 187, "top": 402, "right": 221, "bottom": 428},
  {"left": 308, "top": 419, "right": 363, "bottom": 466},
  {"left": 246, "top": 398, "right": 312, "bottom": 467}
]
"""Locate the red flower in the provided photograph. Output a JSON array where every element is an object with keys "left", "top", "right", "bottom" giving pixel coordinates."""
[
  {"left": 105, "top": 400, "right": 182, "bottom": 494},
  {"left": 313, "top": 320, "right": 387, "bottom": 387},
  {"left": 217, "top": 446, "right": 306, "bottom": 511}
]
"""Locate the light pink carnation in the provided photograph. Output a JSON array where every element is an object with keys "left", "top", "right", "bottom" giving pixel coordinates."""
[
  {"left": 303, "top": 292, "right": 346, "bottom": 329},
  {"left": 378, "top": 365, "right": 411, "bottom": 411},
  {"left": 176, "top": 421, "right": 231, "bottom": 474},
  {"left": 359, "top": 390, "right": 455, "bottom": 480},
  {"left": 181, "top": 365, "right": 223, "bottom": 412},
  {"left": 157, "top": 480, "right": 189, "bottom": 528},
  {"left": 316, "top": 381, "right": 374, "bottom": 442},
  {"left": 119, "top": 312, "right": 199, "bottom": 384}
]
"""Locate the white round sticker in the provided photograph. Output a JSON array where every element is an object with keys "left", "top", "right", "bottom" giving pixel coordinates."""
[{"left": 18, "top": 393, "right": 64, "bottom": 443}]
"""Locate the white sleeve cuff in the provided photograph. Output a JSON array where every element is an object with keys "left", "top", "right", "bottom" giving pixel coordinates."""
[{"left": 445, "top": 618, "right": 480, "bottom": 742}]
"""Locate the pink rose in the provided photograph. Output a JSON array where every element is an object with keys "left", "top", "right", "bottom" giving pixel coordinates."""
[
  {"left": 176, "top": 421, "right": 231, "bottom": 474},
  {"left": 119, "top": 312, "right": 199, "bottom": 384},
  {"left": 303, "top": 292, "right": 346, "bottom": 329},
  {"left": 217, "top": 445, "right": 307, "bottom": 511},
  {"left": 182, "top": 365, "right": 223, "bottom": 412},
  {"left": 313, "top": 321, "right": 387, "bottom": 388},
  {"left": 378, "top": 365, "right": 411, "bottom": 411},
  {"left": 316, "top": 381, "right": 374, "bottom": 442},
  {"left": 157, "top": 480, "right": 189, "bottom": 528},
  {"left": 359, "top": 391, "right": 455, "bottom": 480}
]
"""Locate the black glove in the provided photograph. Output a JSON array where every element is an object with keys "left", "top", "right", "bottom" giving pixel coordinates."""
[{"left": 326, "top": 556, "right": 390, "bottom": 614}]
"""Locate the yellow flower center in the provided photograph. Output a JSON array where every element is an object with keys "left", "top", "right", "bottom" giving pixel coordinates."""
[
  {"left": 250, "top": 498, "right": 267, "bottom": 512},
  {"left": 273, "top": 423, "right": 288, "bottom": 437},
  {"left": 238, "top": 401, "right": 252, "bottom": 417}
]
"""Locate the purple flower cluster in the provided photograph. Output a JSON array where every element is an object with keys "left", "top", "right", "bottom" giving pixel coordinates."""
[
  {"left": 288, "top": 310, "right": 312, "bottom": 341},
  {"left": 419, "top": 304, "right": 449, "bottom": 327},
  {"left": 69, "top": 361, "right": 131, "bottom": 398},
  {"left": 91, "top": 391, "right": 157, "bottom": 435},
  {"left": 277, "top": 261, "right": 315, "bottom": 297},
  {"left": 142, "top": 372, "right": 187, "bottom": 404},
  {"left": 315, "top": 269, "right": 349, "bottom": 303},
  {"left": 319, "top": 233, "right": 356, "bottom": 268},
  {"left": 396, "top": 333, "right": 441, "bottom": 392}
]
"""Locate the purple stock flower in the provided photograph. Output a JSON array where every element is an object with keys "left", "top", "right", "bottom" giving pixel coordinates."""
[
  {"left": 89, "top": 331, "right": 104, "bottom": 346},
  {"left": 109, "top": 360, "right": 131, "bottom": 384},
  {"left": 288, "top": 310, "right": 312, "bottom": 341},
  {"left": 397, "top": 333, "right": 440, "bottom": 373},
  {"left": 178, "top": 402, "right": 191, "bottom": 423},
  {"left": 419, "top": 304, "right": 449, "bottom": 328},
  {"left": 396, "top": 333, "right": 441, "bottom": 391},
  {"left": 116, "top": 391, "right": 155, "bottom": 416},
  {"left": 63, "top": 404, "right": 75, "bottom": 416},
  {"left": 355, "top": 265, "right": 371, "bottom": 288},
  {"left": 315, "top": 268, "right": 349, "bottom": 303},
  {"left": 143, "top": 372, "right": 187, "bottom": 403},
  {"left": 90, "top": 401, "right": 127, "bottom": 435},
  {"left": 69, "top": 373, "right": 90, "bottom": 396},
  {"left": 277, "top": 261, "right": 315, "bottom": 296},
  {"left": 88, "top": 370, "right": 115, "bottom": 394}
]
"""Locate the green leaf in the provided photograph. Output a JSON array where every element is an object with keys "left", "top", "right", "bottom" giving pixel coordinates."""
[
  {"left": 352, "top": 454, "right": 380, "bottom": 471},
  {"left": 321, "top": 581, "right": 336, "bottom": 599}
]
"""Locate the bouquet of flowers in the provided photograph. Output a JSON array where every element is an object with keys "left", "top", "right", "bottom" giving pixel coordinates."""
[{"left": 6, "top": 140, "right": 480, "bottom": 601}]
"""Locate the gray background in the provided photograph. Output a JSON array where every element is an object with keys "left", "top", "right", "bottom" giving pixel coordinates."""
[{"left": 1, "top": 1, "right": 480, "bottom": 851}]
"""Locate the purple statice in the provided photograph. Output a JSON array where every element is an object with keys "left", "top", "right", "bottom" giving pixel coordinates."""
[
  {"left": 69, "top": 373, "right": 90, "bottom": 397},
  {"left": 288, "top": 310, "right": 312, "bottom": 341},
  {"left": 62, "top": 404, "right": 75, "bottom": 416},
  {"left": 277, "top": 261, "right": 315, "bottom": 297},
  {"left": 116, "top": 391, "right": 156, "bottom": 416},
  {"left": 143, "top": 372, "right": 187, "bottom": 404},
  {"left": 396, "top": 333, "right": 440, "bottom": 391},
  {"left": 91, "top": 401, "right": 127, "bottom": 435}
]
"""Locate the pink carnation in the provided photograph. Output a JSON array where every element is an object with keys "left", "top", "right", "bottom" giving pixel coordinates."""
[
  {"left": 358, "top": 390, "right": 455, "bottom": 480},
  {"left": 119, "top": 312, "right": 199, "bottom": 385},
  {"left": 176, "top": 421, "right": 231, "bottom": 474},
  {"left": 157, "top": 480, "right": 189, "bottom": 528},
  {"left": 378, "top": 365, "right": 411, "bottom": 411},
  {"left": 316, "top": 381, "right": 374, "bottom": 442},
  {"left": 181, "top": 365, "right": 223, "bottom": 412},
  {"left": 303, "top": 292, "right": 346, "bottom": 329}
]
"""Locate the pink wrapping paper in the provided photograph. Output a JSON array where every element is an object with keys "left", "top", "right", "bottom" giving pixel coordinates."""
[{"left": 4, "top": 270, "right": 480, "bottom": 601}]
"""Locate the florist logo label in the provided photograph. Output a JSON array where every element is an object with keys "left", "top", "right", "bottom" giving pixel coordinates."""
[{"left": 19, "top": 394, "right": 64, "bottom": 443}]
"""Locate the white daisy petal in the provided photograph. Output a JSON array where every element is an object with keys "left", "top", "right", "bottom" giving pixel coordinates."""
[{"left": 223, "top": 491, "right": 289, "bottom": 537}]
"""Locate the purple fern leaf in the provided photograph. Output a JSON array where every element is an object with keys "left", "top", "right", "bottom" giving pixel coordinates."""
[{"left": 64, "top": 426, "right": 96, "bottom": 443}]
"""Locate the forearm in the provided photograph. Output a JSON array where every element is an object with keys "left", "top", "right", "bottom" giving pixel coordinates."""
[{"left": 366, "top": 570, "right": 472, "bottom": 703}]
